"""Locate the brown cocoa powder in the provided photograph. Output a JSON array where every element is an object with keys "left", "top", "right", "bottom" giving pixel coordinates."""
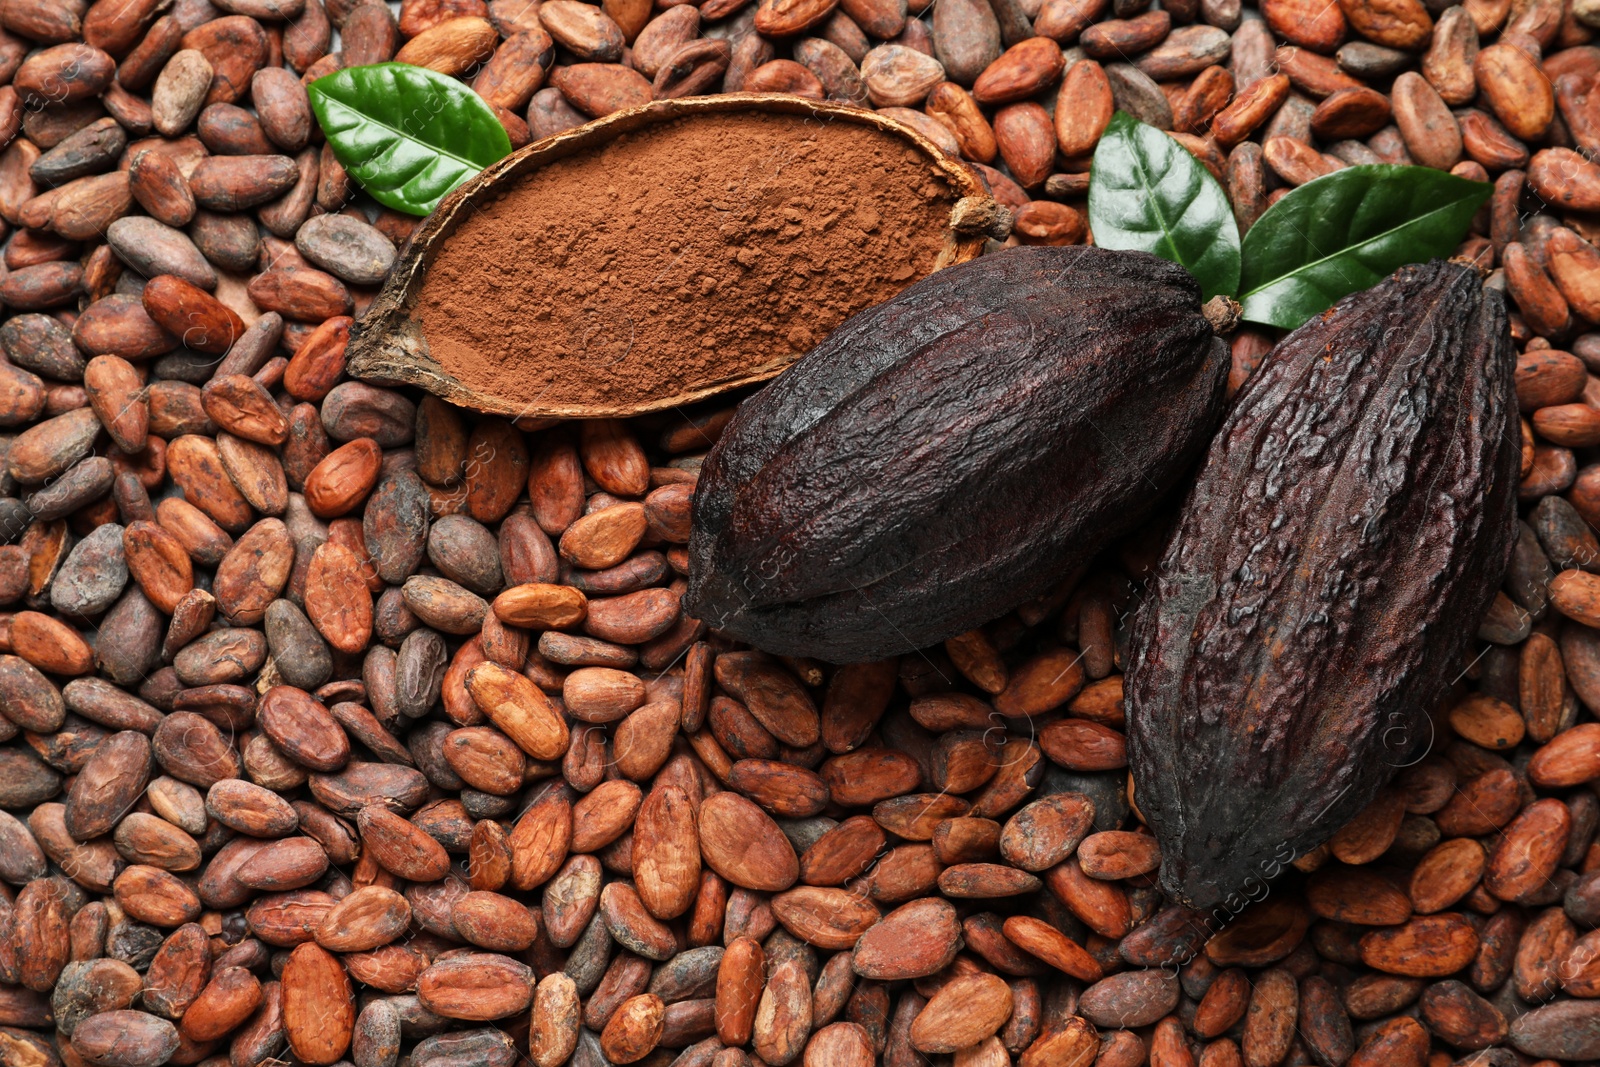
[{"left": 413, "top": 112, "right": 960, "bottom": 410}]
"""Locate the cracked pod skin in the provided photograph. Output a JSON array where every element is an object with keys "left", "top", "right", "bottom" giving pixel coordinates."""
[
  {"left": 1126, "top": 260, "right": 1520, "bottom": 911},
  {"left": 685, "top": 245, "right": 1229, "bottom": 663}
]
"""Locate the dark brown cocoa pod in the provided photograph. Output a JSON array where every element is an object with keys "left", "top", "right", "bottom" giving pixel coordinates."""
[
  {"left": 1127, "top": 260, "right": 1519, "bottom": 910},
  {"left": 686, "top": 247, "right": 1227, "bottom": 662}
]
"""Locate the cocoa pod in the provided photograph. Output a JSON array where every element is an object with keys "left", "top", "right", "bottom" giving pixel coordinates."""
[
  {"left": 687, "top": 247, "right": 1227, "bottom": 661},
  {"left": 1128, "top": 260, "right": 1518, "bottom": 909}
]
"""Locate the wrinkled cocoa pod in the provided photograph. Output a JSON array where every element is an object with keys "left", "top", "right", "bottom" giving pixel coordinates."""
[
  {"left": 687, "top": 246, "right": 1227, "bottom": 662},
  {"left": 1127, "top": 260, "right": 1519, "bottom": 910}
]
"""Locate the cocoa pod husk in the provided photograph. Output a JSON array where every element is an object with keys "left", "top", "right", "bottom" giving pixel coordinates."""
[
  {"left": 345, "top": 96, "right": 988, "bottom": 419},
  {"left": 1127, "top": 260, "right": 1519, "bottom": 909},
  {"left": 687, "top": 246, "right": 1227, "bottom": 662}
]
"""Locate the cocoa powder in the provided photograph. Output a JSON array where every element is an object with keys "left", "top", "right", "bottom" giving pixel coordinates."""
[{"left": 413, "top": 112, "right": 960, "bottom": 410}]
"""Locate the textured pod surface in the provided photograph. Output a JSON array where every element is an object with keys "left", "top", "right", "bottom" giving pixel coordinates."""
[
  {"left": 686, "top": 246, "right": 1228, "bottom": 662},
  {"left": 1127, "top": 260, "right": 1519, "bottom": 911}
]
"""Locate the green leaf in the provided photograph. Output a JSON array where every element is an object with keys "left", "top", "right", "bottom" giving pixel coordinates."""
[
  {"left": 1237, "top": 165, "right": 1492, "bottom": 330},
  {"left": 308, "top": 63, "right": 513, "bottom": 217},
  {"left": 1088, "top": 111, "right": 1240, "bottom": 302}
]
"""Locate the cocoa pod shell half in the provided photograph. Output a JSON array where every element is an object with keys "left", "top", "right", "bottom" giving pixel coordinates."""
[{"left": 345, "top": 95, "right": 990, "bottom": 419}]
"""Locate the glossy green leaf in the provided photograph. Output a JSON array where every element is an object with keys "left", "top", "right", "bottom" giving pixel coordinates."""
[
  {"left": 1088, "top": 111, "right": 1240, "bottom": 301},
  {"left": 1238, "top": 165, "right": 1492, "bottom": 330},
  {"left": 308, "top": 63, "right": 513, "bottom": 217}
]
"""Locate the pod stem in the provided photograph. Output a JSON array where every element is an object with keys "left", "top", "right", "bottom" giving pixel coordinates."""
[
  {"left": 1202, "top": 296, "right": 1242, "bottom": 336},
  {"left": 949, "top": 196, "right": 1014, "bottom": 241}
]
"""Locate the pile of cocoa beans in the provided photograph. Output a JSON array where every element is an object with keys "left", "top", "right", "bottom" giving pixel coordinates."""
[{"left": 0, "top": 0, "right": 1599, "bottom": 1066}]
